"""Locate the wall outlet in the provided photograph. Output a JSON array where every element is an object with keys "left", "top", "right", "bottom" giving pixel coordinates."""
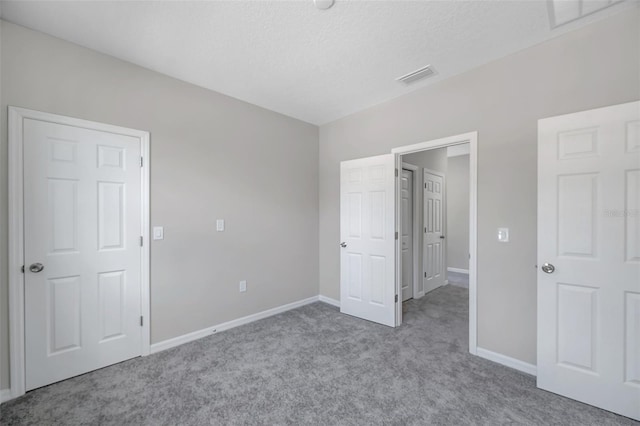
[
  {"left": 239, "top": 280, "right": 247, "bottom": 292},
  {"left": 498, "top": 227, "right": 509, "bottom": 242},
  {"left": 216, "top": 219, "right": 225, "bottom": 232}
]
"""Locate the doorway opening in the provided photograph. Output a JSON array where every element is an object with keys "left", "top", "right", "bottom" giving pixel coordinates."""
[
  {"left": 393, "top": 132, "right": 478, "bottom": 353},
  {"left": 337, "top": 131, "right": 477, "bottom": 351},
  {"left": 400, "top": 144, "right": 471, "bottom": 303}
]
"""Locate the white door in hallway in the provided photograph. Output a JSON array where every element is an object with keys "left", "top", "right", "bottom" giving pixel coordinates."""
[
  {"left": 423, "top": 169, "right": 445, "bottom": 294},
  {"left": 340, "top": 154, "right": 396, "bottom": 327},
  {"left": 401, "top": 169, "right": 414, "bottom": 301},
  {"left": 23, "top": 117, "right": 144, "bottom": 390},
  {"left": 537, "top": 101, "right": 640, "bottom": 421}
]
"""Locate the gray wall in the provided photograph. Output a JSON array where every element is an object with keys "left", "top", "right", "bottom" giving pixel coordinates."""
[
  {"left": 447, "top": 155, "right": 470, "bottom": 271},
  {"left": 403, "top": 148, "right": 447, "bottom": 175},
  {"left": 402, "top": 147, "right": 448, "bottom": 291},
  {"left": 319, "top": 11, "right": 640, "bottom": 364},
  {"left": 0, "top": 21, "right": 319, "bottom": 390}
]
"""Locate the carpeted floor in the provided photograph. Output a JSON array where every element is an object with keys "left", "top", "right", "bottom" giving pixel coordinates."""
[
  {"left": 1, "top": 285, "right": 636, "bottom": 425},
  {"left": 447, "top": 271, "right": 469, "bottom": 289}
]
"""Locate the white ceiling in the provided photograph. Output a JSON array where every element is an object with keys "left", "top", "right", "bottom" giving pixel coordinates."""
[{"left": 1, "top": 1, "right": 637, "bottom": 125}]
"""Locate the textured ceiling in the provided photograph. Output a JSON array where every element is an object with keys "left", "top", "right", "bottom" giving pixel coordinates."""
[{"left": 1, "top": 1, "right": 637, "bottom": 124}]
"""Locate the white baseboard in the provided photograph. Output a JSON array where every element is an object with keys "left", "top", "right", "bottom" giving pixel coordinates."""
[
  {"left": 447, "top": 267, "right": 469, "bottom": 274},
  {"left": 318, "top": 295, "right": 340, "bottom": 308},
  {"left": 150, "top": 296, "right": 319, "bottom": 354},
  {"left": 476, "top": 347, "right": 537, "bottom": 376},
  {"left": 1, "top": 389, "right": 13, "bottom": 404}
]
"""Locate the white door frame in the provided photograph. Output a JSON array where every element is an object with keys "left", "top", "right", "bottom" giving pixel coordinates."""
[
  {"left": 392, "top": 131, "right": 478, "bottom": 354},
  {"left": 401, "top": 162, "right": 422, "bottom": 300},
  {"left": 7, "top": 107, "right": 151, "bottom": 399}
]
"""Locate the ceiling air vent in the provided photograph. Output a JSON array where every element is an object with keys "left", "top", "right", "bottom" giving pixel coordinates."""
[{"left": 396, "top": 65, "right": 436, "bottom": 85}]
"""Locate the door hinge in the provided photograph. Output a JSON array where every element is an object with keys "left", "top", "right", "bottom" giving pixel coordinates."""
[
  {"left": 140, "top": 316, "right": 144, "bottom": 326},
  {"left": 140, "top": 236, "right": 143, "bottom": 246},
  {"left": 395, "top": 168, "right": 398, "bottom": 177},
  {"left": 424, "top": 272, "right": 427, "bottom": 278},
  {"left": 424, "top": 183, "right": 427, "bottom": 188},
  {"left": 395, "top": 231, "right": 398, "bottom": 240},
  {"left": 140, "top": 157, "right": 144, "bottom": 167},
  {"left": 424, "top": 227, "right": 427, "bottom": 233},
  {"left": 21, "top": 265, "right": 25, "bottom": 273},
  {"left": 395, "top": 294, "right": 399, "bottom": 303}
]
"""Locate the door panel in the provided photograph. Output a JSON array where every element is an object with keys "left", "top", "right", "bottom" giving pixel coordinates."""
[
  {"left": 556, "top": 283, "right": 597, "bottom": 371},
  {"left": 340, "top": 154, "right": 396, "bottom": 327},
  {"left": 48, "top": 276, "right": 82, "bottom": 355},
  {"left": 401, "top": 169, "right": 414, "bottom": 301},
  {"left": 48, "top": 178, "right": 79, "bottom": 253},
  {"left": 537, "top": 101, "right": 640, "bottom": 420},
  {"left": 24, "top": 118, "right": 143, "bottom": 391},
  {"left": 424, "top": 170, "right": 445, "bottom": 294},
  {"left": 626, "top": 170, "right": 640, "bottom": 262},
  {"left": 98, "top": 270, "right": 126, "bottom": 341},
  {"left": 98, "top": 182, "right": 125, "bottom": 250},
  {"left": 625, "top": 292, "right": 640, "bottom": 385}
]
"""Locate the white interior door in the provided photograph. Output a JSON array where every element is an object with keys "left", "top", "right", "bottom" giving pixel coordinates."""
[
  {"left": 24, "top": 117, "right": 144, "bottom": 390},
  {"left": 537, "top": 101, "right": 640, "bottom": 420},
  {"left": 401, "top": 169, "right": 414, "bottom": 301},
  {"left": 340, "top": 154, "right": 397, "bottom": 327},
  {"left": 423, "top": 169, "right": 445, "bottom": 294}
]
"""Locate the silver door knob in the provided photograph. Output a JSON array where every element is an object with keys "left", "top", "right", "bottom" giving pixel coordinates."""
[
  {"left": 541, "top": 263, "right": 555, "bottom": 274},
  {"left": 340, "top": 242, "right": 347, "bottom": 248},
  {"left": 29, "top": 263, "right": 44, "bottom": 273}
]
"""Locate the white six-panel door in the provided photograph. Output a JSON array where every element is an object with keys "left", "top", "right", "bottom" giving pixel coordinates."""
[
  {"left": 537, "top": 101, "right": 640, "bottom": 420},
  {"left": 23, "top": 117, "right": 144, "bottom": 390},
  {"left": 401, "top": 169, "right": 414, "bottom": 302},
  {"left": 340, "top": 154, "right": 397, "bottom": 327},
  {"left": 423, "top": 169, "right": 445, "bottom": 294}
]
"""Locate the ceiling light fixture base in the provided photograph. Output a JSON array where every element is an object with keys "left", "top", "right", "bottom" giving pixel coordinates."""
[{"left": 314, "top": 0, "right": 335, "bottom": 11}]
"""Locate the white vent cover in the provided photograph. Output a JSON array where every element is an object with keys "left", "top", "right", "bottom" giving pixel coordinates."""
[{"left": 396, "top": 65, "right": 436, "bottom": 85}]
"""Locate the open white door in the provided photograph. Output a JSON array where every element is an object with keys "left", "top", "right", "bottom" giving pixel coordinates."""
[
  {"left": 340, "top": 154, "right": 397, "bottom": 327},
  {"left": 400, "top": 168, "right": 414, "bottom": 301},
  {"left": 423, "top": 169, "right": 446, "bottom": 294},
  {"left": 538, "top": 101, "right": 640, "bottom": 420}
]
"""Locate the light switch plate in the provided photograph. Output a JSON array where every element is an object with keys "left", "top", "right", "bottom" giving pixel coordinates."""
[
  {"left": 153, "top": 226, "right": 164, "bottom": 240},
  {"left": 498, "top": 227, "right": 509, "bottom": 242},
  {"left": 216, "top": 219, "right": 225, "bottom": 232},
  {"left": 239, "top": 280, "right": 247, "bottom": 292}
]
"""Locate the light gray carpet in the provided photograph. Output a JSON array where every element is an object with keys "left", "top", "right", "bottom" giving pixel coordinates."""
[
  {"left": 447, "top": 271, "right": 469, "bottom": 289},
  {"left": 1, "top": 285, "right": 636, "bottom": 425}
]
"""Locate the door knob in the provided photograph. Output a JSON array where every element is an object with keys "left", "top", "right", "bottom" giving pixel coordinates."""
[
  {"left": 541, "top": 263, "right": 555, "bottom": 274},
  {"left": 29, "top": 263, "right": 44, "bottom": 273},
  {"left": 439, "top": 235, "right": 445, "bottom": 239},
  {"left": 340, "top": 242, "right": 347, "bottom": 248}
]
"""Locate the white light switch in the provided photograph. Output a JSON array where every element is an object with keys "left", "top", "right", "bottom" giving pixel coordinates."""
[
  {"left": 216, "top": 219, "right": 225, "bottom": 232},
  {"left": 239, "top": 280, "right": 247, "bottom": 292},
  {"left": 498, "top": 228, "right": 509, "bottom": 242},
  {"left": 153, "top": 226, "right": 164, "bottom": 240}
]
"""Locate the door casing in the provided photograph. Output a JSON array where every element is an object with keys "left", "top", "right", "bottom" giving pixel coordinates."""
[
  {"left": 392, "top": 132, "right": 478, "bottom": 354},
  {"left": 7, "top": 107, "right": 151, "bottom": 399}
]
